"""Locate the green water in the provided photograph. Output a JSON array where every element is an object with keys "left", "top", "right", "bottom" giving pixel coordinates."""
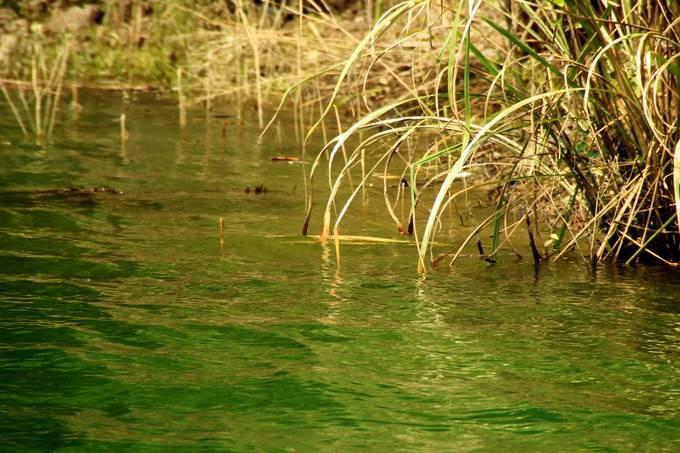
[{"left": 1, "top": 93, "right": 679, "bottom": 451}]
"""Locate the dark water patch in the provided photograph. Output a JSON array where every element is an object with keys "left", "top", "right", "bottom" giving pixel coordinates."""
[
  {"left": 0, "top": 171, "right": 79, "bottom": 190},
  {"left": 235, "top": 278, "right": 276, "bottom": 289},
  {"left": 294, "top": 323, "right": 350, "bottom": 344},
  {"left": 0, "top": 348, "right": 112, "bottom": 402},
  {"left": 77, "top": 319, "right": 163, "bottom": 349},
  {"left": 0, "top": 347, "right": 128, "bottom": 451},
  {"left": 0, "top": 255, "right": 137, "bottom": 280},
  {"left": 0, "top": 232, "right": 91, "bottom": 257},
  {"left": 0, "top": 322, "right": 89, "bottom": 347},
  {"left": 0, "top": 413, "right": 74, "bottom": 452},
  {"left": 359, "top": 280, "right": 401, "bottom": 290},
  {"left": 185, "top": 282, "right": 241, "bottom": 299},
  {"left": 185, "top": 324, "right": 314, "bottom": 355},
  {"left": 0, "top": 279, "right": 102, "bottom": 301},
  {"left": 116, "top": 377, "right": 343, "bottom": 413},
  {"left": 458, "top": 406, "right": 566, "bottom": 425},
  {"left": 0, "top": 207, "right": 83, "bottom": 231}
]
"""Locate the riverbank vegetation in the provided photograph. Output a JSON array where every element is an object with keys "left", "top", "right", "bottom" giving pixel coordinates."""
[
  {"left": 2, "top": 3, "right": 168, "bottom": 86},
  {"left": 2, "top": 1, "right": 679, "bottom": 270},
  {"left": 0, "top": 1, "right": 367, "bottom": 128},
  {"left": 274, "top": 0, "right": 680, "bottom": 271}
]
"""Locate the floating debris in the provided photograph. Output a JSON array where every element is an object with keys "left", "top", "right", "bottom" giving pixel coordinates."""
[
  {"left": 32, "top": 186, "right": 123, "bottom": 196},
  {"left": 244, "top": 185, "right": 268, "bottom": 195},
  {"left": 271, "top": 156, "right": 302, "bottom": 163}
]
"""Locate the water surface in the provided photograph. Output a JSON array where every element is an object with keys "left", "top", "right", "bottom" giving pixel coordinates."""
[{"left": 1, "top": 93, "right": 679, "bottom": 451}]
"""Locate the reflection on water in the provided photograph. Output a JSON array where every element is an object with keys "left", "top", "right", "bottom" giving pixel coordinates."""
[{"left": 0, "top": 93, "right": 679, "bottom": 451}]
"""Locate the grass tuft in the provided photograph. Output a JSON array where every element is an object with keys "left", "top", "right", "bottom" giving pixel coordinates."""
[{"left": 297, "top": 0, "right": 680, "bottom": 271}]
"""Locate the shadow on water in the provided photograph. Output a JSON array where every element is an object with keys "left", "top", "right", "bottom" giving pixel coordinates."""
[{"left": 0, "top": 92, "right": 679, "bottom": 451}]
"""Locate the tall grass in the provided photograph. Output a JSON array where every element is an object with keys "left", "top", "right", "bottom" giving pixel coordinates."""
[
  {"left": 295, "top": 0, "right": 680, "bottom": 271},
  {"left": 1, "top": 39, "right": 72, "bottom": 141},
  {"left": 184, "top": 0, "right": 374, "bottom": 133}
]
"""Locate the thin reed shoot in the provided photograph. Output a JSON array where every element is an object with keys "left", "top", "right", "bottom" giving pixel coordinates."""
[{"left": 2, "top": 39, "right": 72, "bottom": 141}]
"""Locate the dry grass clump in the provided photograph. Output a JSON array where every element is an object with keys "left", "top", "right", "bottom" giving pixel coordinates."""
[
  {"left": 291, "top": 0, "right": 680, "bottom": 271},
  {"left": 183, "top": 1, "right": 380, "bottom": 129}
]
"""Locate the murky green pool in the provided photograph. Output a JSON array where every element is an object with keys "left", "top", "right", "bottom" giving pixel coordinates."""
[{"left": 1, "top": 92, "right": 679, "bottom": 451}]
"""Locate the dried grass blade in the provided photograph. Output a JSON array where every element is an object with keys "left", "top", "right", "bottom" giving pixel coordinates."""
[{"left": 675, "top": 140, "right": 680, "bottom": 235}]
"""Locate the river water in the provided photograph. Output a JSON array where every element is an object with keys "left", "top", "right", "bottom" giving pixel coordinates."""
[{"left": 1, "top": 92, "right": 679, "bottom": 451}]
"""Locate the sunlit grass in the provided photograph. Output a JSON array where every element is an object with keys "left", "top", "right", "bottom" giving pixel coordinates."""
[
  {"left": 2, "top": 1, "right": 677, "bottom": 271},
  {"left": 291, "top": 0, "right": 680, "bottom": 271}
]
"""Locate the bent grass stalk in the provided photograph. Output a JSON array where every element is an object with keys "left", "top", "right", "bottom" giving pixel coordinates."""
[
  {"left": 297, "top": 0, "right": 679, "bottom": 270},
  {"left": 676, "top": 141, "right": 680, "bottom": 236}
]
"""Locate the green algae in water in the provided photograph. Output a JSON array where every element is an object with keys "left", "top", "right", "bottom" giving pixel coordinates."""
[{"left": 0, "top": 93, "right": 679, "bottom": 451}]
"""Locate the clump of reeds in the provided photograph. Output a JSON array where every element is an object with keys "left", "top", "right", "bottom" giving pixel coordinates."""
[
  {"left": 296, "top": 0, "right": 680, "bottom": 271},
  {"left": 1, "top": 39, "right": 72, "bottom": 141}
]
